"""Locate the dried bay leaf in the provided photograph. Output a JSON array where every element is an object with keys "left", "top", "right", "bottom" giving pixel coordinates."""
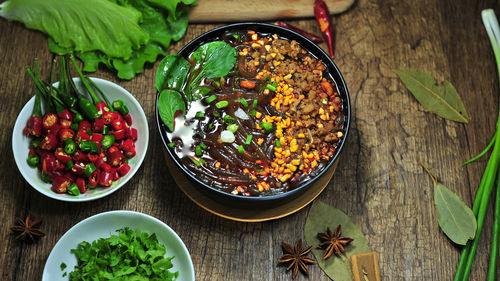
[
  {"left": 305, "top": 200, "right": 371, "bottom": 281},
  {"left": 434, "top": 182, "right": 477, "bottom": 245},
  {"left": 393, "top": 69, "right": 469, "bottom": 123},
  {"left": 420, "top": 162, "right": 477, "bottom": 245}
]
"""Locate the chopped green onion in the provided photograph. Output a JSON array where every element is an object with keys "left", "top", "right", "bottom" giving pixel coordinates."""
[
  {"left": 200, "top": 143, "right": 208, "bottom": 150},
  {"left": 195, "top": 145, "right": 202, "bottom": 156},
  {"left": 216, "top": 100, "right": 229, "bottom": 108},
  {"left": 199, "top": 158, "right": 206, "bottom": 165},
  {"left": 224, "top": 115, "right": 235, "bottom": 122},
  {"left": 233, "top": 34, "right": 240, "bottom": 39},
  {"left": 238, "top": 145, "right": 245, "bottom": 154},
  {"left": 206, "top": 95, "right": 217, "bottom": 103},
  {"left": 189, "top": 156, "right": 204, "bottom": 166},
  {"left": 266, "top": 84, "right": 277, "bottom": 91},
  {"left": 260, "top": 122, "right": 273, "bottom": 132},
  {"left": 208, "top": 123, "right": 214, "bottom": 129},
  {"left": 249, "top": 109, "right": 257, "bottom": 117},
  {"left": 227, "top": 124, "right": 239, "bottom": 133},
  {"left": 263, "top": 75, "right": 270, "bottom": 81},
  {"left": 168, "top": 142, "right": 176, "bottom": 148},
  {"left": 272, "top": 81, "right": 278, "bottom": 87},
  {"left": 255, "top": 168, "right": 264, "bottom": 173},
  {"left": 252, "top": 99, "right": 258, "bottom": 108},
  {"left": 213, "top": 112, "right": 221, "bottom": 117},
  {"left": 239, "top": 98, "right": 249, "bottom": 108},
  {"left": 245, "top": 135, "right": 253, "bottom": 145},
  {"left": 276, "top": 139, "right": 281, "bottom": 147},
  {"left": 213, "top": 80, "right": 221, "bottom": 88},
  {"left": 195, "top": 111, "right": 205, "bottom": 118}
]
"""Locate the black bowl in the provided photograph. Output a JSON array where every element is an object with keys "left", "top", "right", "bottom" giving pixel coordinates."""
[{"left": 156, "top": 22, "right": 351, "bottom": 209}]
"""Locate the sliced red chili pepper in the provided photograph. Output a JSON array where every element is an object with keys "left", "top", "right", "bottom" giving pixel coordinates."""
[
  {"left": 59, "top": 119, "right": 72, "bottom": 129},
  {"left": 112, "top": 129, "right": 126, "bottom": 140},
  {"left": 42, "top": 113, "right": 58, "bottom": 130},
  {"left": 119, "top": 139, "right": 135, "bottom": 152},
  {"left": 95, "top": 155, "right": 106, "bottom": 169},
  {"left": 124, "top": 147, "right": 136, "bottom": 159},
  {"left": 127, "top": 128, "right": 138, "bottom": 141},
  {"left": 89, "top": 170, "right": 100, "bottom": 187},
  {"left": 44, "top": 123, "right": 61, "bottom": 136},
  {"left": 91, "top": 133, "right": 103, "bottom": 143},
  {"left": 108, "top": 151, "right": 124, "bottom": 167},
  {"left": 55, "top": 148, "right": 72, "bottom": 163},
  {"left": 24, "top": 116, "right": 42, "bottom": 137},
  {"left": 99, "top": 171, "right": 113, "bottom": 187},
  {"left": 40, "top": 134, "right": 58, "bottom": 151},
  {"left": 78, "top": 120, "right": 92, "bottom": 131},
  {"left": 41, "top": 153, "right": 57, "bottom": 176},
  {"left": 93, "top": 118, "right": 104, "bottom": 133},
  {"left": 103, "top": 112, "right": 119, "bottom": 124},
  {"left": 64, "top": 172, "right": 76, "bottom": 184},
  {"left": 108, "top": 146, "right": 119, "bottom": 154},
  {"left": 87, "top": 153, "right": 99, "bottom": 163},
  {"left": 58, "top": 128, "right": 75, "bottom": 142},
  {"left": 117, "top": 163, "right": 131, "bottom": 177},
  {"left": 51, "top": 175, "right": 71, "bottom": 194},
  {"left": 95, "top": 101, "right": 109, "bottom": 116},
  {"left": 111, "top": 119, "right": 124, "bottom": 130},
  {"left": 55, "top": 159, "right": 65, "bottom": 170},
  {"left": 113, "top": 170, "right": 120, "bottom": 180},
  {"left": 72, "top": 150, "right": 88, "bottom": 162},
  {"left": 58, "top": 109, "right": 72, "bottom": 121},
  {"left": 100, "top": 163, "right": 112, "bottom": 172},
  {"left": 74, "top": 129, "right": 91, "bottom": 145},
  {"left": 71, "top": 162, "right": 86, "bottom": 176},
  {"left": 123, "top": 114, "right": 132, "bottom": 126}
]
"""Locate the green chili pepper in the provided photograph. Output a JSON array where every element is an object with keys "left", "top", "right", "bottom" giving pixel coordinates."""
[
  {"left": 83, "top": 163, "right": 97, "bottom": 178},
  {"left": 64, "top": 139, "right": 77, "bottom": 155},
  {"left": 112, "top": 99, "right": 129, "bottom": 115},
  {"left": 66, "top": 160, "right": 75, "bottom": 170},
  {"left": 205, "top": 95, "right": 217, "bottom": 103},
  {"left": 102, "top": 125, "right": 109, "bottom": 135},
  {"left": 73, "top": 112, "right": 84, "bottom": 123},
  {"left": 79, "top": 140, "right": 98, "bottom": 154},
  {"left": 101, "top": 135, "right": 115, "bottom": 150},
  {"left": 216, "top": 100, "right": 229, "bottom": 109},
  {"left": 77, "top": 97, "right": 100, "bottom": 119},
  {"left": 67, "top": 183, "right": 80, "bottom": 196},
  {"left": 27, "top": 154, "right": 39, "bottom": 168},
  {"left": 29, "top": 138, "right": 42, "bottom": 150},
  {"left": 41, "top": 171, "right": 52, "bottom": 183}
]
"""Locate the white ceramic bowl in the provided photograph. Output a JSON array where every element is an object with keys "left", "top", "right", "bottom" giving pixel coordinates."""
[
  {"left": 42, "top": 211, "right": 195, "bottom": 281},
  {"left": 12, "top": 78, "right": 149, "bottom": 201}
]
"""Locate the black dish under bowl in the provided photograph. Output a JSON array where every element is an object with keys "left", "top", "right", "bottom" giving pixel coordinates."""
[{"left": 156, "top": 22, "right": 351, "bottom": 209}]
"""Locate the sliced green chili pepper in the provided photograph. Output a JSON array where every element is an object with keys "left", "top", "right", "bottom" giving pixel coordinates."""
[
  {"left": 70, "top": 123, "right": 79, "bottom": 131},
  {"left": 29, "top": 138, "right": 42, "bottom": 150},
  {"left": 206, "top": 95, "right": 217, "bottom": 103},
  {"left": 73, "top": 112, "right": 84, "bottom": 123},
  {"left": 27, "top": 154, "right": 39, "bottom": 168},
  {"left": 101, "top": 135, "right": 115, "bottom": 150},
  {"left": 66, "top": 160, "right": 75, "bottom": 170},
  {"left": 102, "top": 125, "right": 109, "bottom": 135},
  {"left": 41, "top": 171, "right": 52, "bottom": 183},
  {"left": 83, "top": 163, "right": 97, "bottom": 178},
  {"left": 79, "top": 140, "right": 98, "bottom": 154},
  {"left": 64, "top": 139, "right": 76, "bottom": 155},
  {"left": 67, "top": 183, "right": 80, "bottom": 196},
  {"left": 216, "top": 100, "right": 229, "bottom": 109},
  {"left": 112, "top": 99, "right": 129, "bottom": 115}
]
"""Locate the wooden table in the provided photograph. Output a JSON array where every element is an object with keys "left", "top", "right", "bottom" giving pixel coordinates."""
[{"left": 1, "top": 0, "right": 499, "bottom": 280}]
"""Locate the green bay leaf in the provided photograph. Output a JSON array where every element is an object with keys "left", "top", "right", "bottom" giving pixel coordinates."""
[
  {"left": 393, "top": 69, "right": 469, "bottom": 123},
  {"left": 434, "top": 182, "right": 477, "bottom": 245},
  {"left": 305, "top": 200, "right": 371, "bottom": 281}
]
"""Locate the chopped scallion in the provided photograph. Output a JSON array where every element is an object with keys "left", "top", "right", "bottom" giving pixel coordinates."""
[
  {"left": 200, "top": 143, "right": 207, "bottom": 149},
  {"left": 239, "top": 98, "right": 248, "bottom": 108},
  {"left": 233, "top": 34, "right": 240, "bottom": 39},
  {"left": 213, "top": 112, "right": 221, "bottom": 117},
  {"left": 195, "top": 111, "right": 205, "bottom": 118},
  {"left": 275, "top": 139, "right": 281, "bottom": 147},
  {"left": 260, "top": 122, "right": 273, "bottom": 132},
  {"left": 249, "top": 109, "right": 257, "bottom": 117},
  {"left": 224, "top": 115, "right": 235, "bottom": 122},
  {"left": 195, "top": 145, "right": 202, "bottom": 156},
  {"left": 266, "top": 84, "right": 277, "bottom": 91},
  {"left": 245, "top": 135, "right": 253, "bottom": 145},
  {"left": 238, "top": 145, "right": 245, "bottom": 154},
  {"left": 227, "top": 124, "right": 239, "bottom": 133},
  {"left": 168, "top": 142, "right": 176, "bottom": 148},
  {"left": 252, "top": 99, "right": 258, "bottom": 108},
  {"left": 213, "top": 80, "right": 221, "bottom": 88}
]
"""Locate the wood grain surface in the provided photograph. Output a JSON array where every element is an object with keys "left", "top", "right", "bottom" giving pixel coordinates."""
[
  {"left": 188, "top": 0, "right": 355, "bottom": 22},
  {"left": 1, "top": 0, "right": 500, "bottom": 280}
]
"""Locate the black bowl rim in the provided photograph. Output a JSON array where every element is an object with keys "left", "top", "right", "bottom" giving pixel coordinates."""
[{"left": 155, "top": 22, "right": 351, "bottom": 203}]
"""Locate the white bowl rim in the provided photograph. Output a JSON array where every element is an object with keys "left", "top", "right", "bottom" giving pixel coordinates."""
[
  {"left": 42, "top": 210, "right": 195, "bottom": 281},
  {"left": 12, "top": 77, "right": 149, "bottom": 202}
]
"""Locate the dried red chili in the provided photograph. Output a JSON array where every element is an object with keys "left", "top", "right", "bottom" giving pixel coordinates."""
[
  {"left": 314, "top": 0, "right": 335, "bottom": 58},
  {"left": 275, "top": 21, "right": 324, "bottom": 43}
]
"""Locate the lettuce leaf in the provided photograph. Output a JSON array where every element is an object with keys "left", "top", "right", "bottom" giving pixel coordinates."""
[{"left": 0, "top": 0, "right": 148, "bottom": 59}]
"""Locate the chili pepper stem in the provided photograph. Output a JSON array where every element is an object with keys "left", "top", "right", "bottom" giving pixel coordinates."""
[
  {"left": 487, "top": 169, "right": 500, "bottom": 280},
  {"left": 87, "top": 77, "right": 113, "bottom": 111},
  {"left": 70, "top": 55, "right": 102, "bottom": 104}
]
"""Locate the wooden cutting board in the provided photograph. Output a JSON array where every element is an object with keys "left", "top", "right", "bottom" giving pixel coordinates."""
[{"left": 188, "top": 0, "right": 355, "bottom": 23}]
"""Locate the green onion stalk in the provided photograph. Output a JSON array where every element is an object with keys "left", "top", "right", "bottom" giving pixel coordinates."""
[{"left": 453, "top": 9, "right": 500, "bottom": 281}]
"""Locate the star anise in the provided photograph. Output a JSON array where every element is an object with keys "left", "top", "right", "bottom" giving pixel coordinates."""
[
  {"left": 317, "top": 224, "right": 353, "bottom": 260},
  {"left": 278, "top": 239, "right": 317, "bottom": 279},
  {"left": 10, "top": 215, "right": 44, "bottom": 243}
]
